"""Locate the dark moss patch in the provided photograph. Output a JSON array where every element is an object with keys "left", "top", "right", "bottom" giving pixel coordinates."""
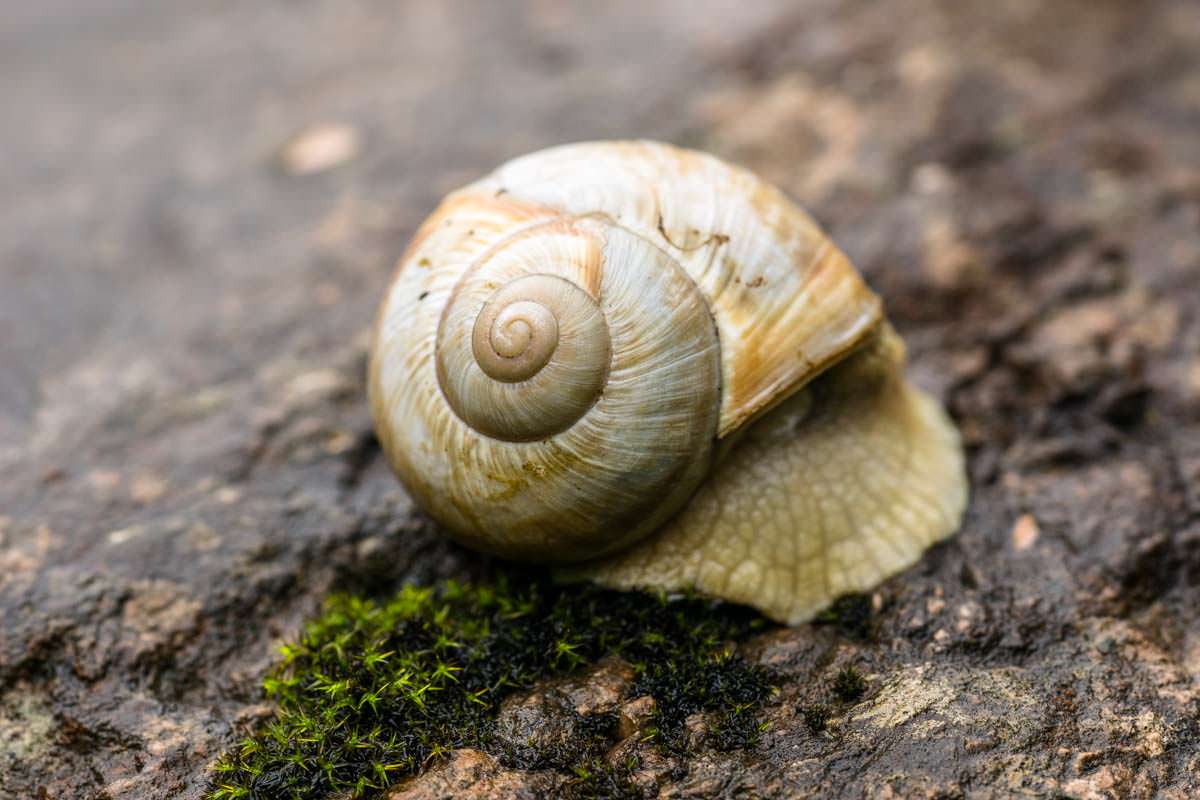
[
  {"left": 207, "top": 578, "right": 773, "bottom": 799},
  {"left": 565, "top": 754, "right": 644, "bottom": 800},
  {"left": 812, "top": 594, "right": 876, "bottom": 641},
  {"left": 802, "top": 702, "right": 831, "bottom": 734},
  {"left": 831, "top": 665, "right": 867, "bottom": 703}
]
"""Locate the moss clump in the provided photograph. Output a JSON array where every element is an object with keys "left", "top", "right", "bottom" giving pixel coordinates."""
[
  {"left": 812, "top": 594, "right": 876, "bottom": 641},
  {"left": 801, "top": 702, "right": 831, "bottom": 733},
  {"left": 207, "top": 578, "right": 773, "bottom": 799},
  {"left": 832, "top": 665, "right": 867, "bottom": 702}
]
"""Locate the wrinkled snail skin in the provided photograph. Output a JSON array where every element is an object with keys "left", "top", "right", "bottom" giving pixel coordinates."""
[{"left": 369, "top": 140, "right": 968, "bottom": 624}]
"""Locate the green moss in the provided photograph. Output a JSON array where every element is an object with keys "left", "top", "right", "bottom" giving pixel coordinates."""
[
  {"left": 207, "top": 578, "right": 773, "bottom": 800},
  {"left": 801, "top": 702, "right": 831, "bottom": 733},
  {"left": 565, "top": 753, "right": 643, "bottom": 800},
  {"left": 832, "top": 665, "right": 867, "bottom": 703}
]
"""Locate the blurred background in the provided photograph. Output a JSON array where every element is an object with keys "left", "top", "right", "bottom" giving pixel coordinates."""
[{"left": 2, "top": 1, "right": 1199, "bottom": 797}]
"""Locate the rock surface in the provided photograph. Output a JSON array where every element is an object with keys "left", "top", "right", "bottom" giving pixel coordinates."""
[{"left": 2, "top": 0, "right": 1199, "bottom": 797}]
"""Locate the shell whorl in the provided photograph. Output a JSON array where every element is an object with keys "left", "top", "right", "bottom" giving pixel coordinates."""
[
  {"left": 473, "top": 280, "right": 565, "bottom": 383},
  {"left": 437, "top": 242, "right": 612, "bottom": 442},
  {"left": 373, "top": 210, "right": 723, "bottom": 561}
]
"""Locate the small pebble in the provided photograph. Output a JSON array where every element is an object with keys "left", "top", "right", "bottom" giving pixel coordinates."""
[
  {"left": 1011, "top": 513, "right": 1040, "bottom": 551},
  {"left": 279, "top": 123, "right": 361, "bottom": 175}
]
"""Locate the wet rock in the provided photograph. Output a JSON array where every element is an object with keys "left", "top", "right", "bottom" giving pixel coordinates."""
[
  {"left": 3, "top": 0, "right": 1200, "bottom": 797},
  {"left": 386, "top": 749, "right": 563, "bottom": 800},
  {"left": 616, "top": 696, "right": 656, "bottom": 740},
  {"left": 490, "top": 658, "right": 632, "bottom": 767},
  {"left": 560, "top": 658, "right": 634, "bottom": 717},
  {"left": 491, "top": 692, "right": 586, "bottom": 767}
]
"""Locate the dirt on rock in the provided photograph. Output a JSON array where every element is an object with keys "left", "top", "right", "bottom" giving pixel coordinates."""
[{"left": 2, "top": 1, "right": 1198, "bottom": 798}]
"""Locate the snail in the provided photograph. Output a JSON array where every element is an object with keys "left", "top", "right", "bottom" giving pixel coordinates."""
[{"left": 369, "top": 141, "right": 967, "bottom": 624}]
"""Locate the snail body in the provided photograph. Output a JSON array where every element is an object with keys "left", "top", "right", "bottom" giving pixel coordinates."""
[{"left": 369, "top": 141, "right": 967, "bottom": 623}]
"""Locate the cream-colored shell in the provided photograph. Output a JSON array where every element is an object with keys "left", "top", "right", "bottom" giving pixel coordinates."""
[
  {"left": 476, "top": 142, "right": 884, "bottom": 436},
  {"left": 369, "top": 141, "right": 967, "bottom": 623}
]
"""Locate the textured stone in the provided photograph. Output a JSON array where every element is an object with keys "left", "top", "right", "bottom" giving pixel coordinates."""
[{"left": 2, "top": 0, "right": 1199, "bottom": 797}]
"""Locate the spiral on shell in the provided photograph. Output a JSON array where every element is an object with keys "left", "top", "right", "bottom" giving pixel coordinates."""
[
  {"left": 438, "top": 261, "right": 613, "bottom": 442},
  {"left": 472, "top": 279, "right": 567, "bottom": 384},
  {"left": 378, "top": 210, "right": 723, "bottom": 561}
]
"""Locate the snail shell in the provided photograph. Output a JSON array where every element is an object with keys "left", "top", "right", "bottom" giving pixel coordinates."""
[{"left": 369, "top": 141, "right": 967, "bottom": 623}]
